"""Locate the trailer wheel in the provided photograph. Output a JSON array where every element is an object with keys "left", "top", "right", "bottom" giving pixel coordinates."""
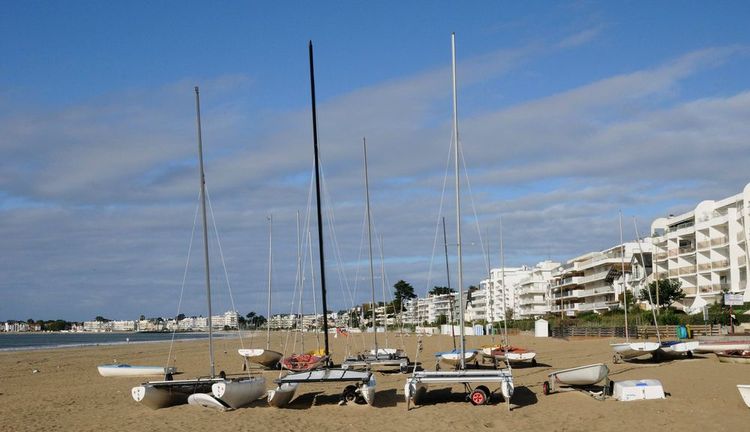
[
  {"left": 470, "top": 387, "right": 488, "bottom": 405},
  {"left": 542, "top": 381, "right": 550, "bottom": 395},
  {"left": 531, "top": 358, "right": 537, "bottom": 367},
  {"left": 613, "top": 353, "right": 622, "bottom": 364},
  {"left": 687, "top": 351, "right": 693, "bottom": 358},
  {"left": 342, "top": 385, "right": 358, "bottom": 404}
]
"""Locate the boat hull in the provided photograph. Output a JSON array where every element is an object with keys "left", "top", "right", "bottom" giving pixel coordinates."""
[
  {"left": 238, "top": 349, "right": 283, "bottom": 369},
  {"left": 738, "top": 385, "right": 750, "bottom": 408},
  {"left": 657, "top": 341, "right": 699, "bottom": 358},
  {"left": 131, "top": 378, "right": 218, "bottom": 409},
  {"left": 98, "top": 364, "right": 176, "bottom": 377},
  {"left": 695, "top": 341, "right": 750, "bottom": 353},
  {"left": 483, "top": 346, "right": 537, "bottom": 363},
  {"left": 549, "top": 363, "right": 609, "bottom": 386},
  {"left": 267, "top": 383, "right": 298, "bottom": 408},
  {"left": 436, "top": 350, "right": 478, "bottom": 366},
  {"left": 716, "top": 351, "right": 750, "bottom": 364},
  {"left": 211, "top": 377, "right": 267, "bottom": 409},
  {"left": 281, "top": 354, "right": 327, "bottom": 372},
  {"left": 610, "top": 342, "right": 660, "bottom": 360}
]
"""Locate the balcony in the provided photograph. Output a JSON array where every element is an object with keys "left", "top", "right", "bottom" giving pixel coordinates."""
[
  {"left": 711, "top": 236, "right": 729, "bottom": 247},
  {"left": 696, "top": 240, "right": 711, "bottom": 250},
  {"left": 577, "top": 301, "right": 615, "bottom": 312},
  {"left": 554, "top": 276, "right": 582, "bottom": 288},
  {"left": 579, "top": 286, "right": 615, "bottom": 298},
  {"left": 697, "top": 263, "right": 712, "bottom": 272},
  {"left": 669, "top": 269, "right": 679, "bottom": 277},
  {"left": 678, "top": 265, "right": 696, "bottom": 276},
  {"left": 655, "top": 252, "right": 668, "bottom": 261},
  {"left": 678, "top": 246, "right": 695, "bottom": 255},
  {"left": 711, "top": 259, "right": 729, "bottom": 270}
]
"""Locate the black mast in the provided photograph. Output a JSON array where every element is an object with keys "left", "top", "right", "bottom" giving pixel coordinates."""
[{"left": 308, "top": 41, "right": 330, "bottom": 358}]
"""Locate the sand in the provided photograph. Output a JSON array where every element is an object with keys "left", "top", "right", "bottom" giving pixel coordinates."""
[{"left": 1, "top": 331, "right": 748, "bottom": 431}]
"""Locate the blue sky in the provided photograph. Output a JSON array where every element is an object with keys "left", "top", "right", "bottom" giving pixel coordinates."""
[{"left": 2, "top": 1, "right": 750, "bottom": 321}]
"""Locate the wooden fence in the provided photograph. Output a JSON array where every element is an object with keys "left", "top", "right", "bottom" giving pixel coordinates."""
[{"left": 550, "top": 324, "right": 722, "bottom": 339}]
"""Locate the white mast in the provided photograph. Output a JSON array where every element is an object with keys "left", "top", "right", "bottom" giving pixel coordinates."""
[
  {"left": 620, "top": 211, "right": 629, "bottom": 341},
  {"left": 266, "top": 215, "right": 273, "bottom": 350},
  {"left": 363, "top": 138, "right": 378, "bottom": 354},
  {"left": 451, "top": 32, "right": 466, "bottom": 369}
]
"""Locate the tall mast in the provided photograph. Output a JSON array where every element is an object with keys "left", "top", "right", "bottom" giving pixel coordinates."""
[
  {"left": 442, "top": 216, "right": 456, "bottom": 350},
  {"left": 308, "top": 41, "right": 330, "bottom": 358},
  {"left": 451, "top": 32, "right": 466, "bottom": 369},
  {"left": 266, "top": 215, "right": 273, "bottom": 350},
  {"left": 620, "top": 211, "right": 629, "bottom": 341},
  {"left": 194, "top": 86, "right": 215, "bottom": 378},
  {"left": 500, "top": 217, "right": 509, "bottom": 347},
  {"left": 363, "top": 138, "right": 378, "bottom": 353}
]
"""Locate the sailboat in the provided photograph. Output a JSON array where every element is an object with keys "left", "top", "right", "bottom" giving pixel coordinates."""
[
  {"left": 632, "top": 218, "right": 698, "bottom": 360},
  {"left": 267, "top": 41, "right": 375, "bottom": 408},
  {"left": 238, "top": 216, "right": 284, "bottom": 369},
  {"left": 405, "top": 33, "right": 514, "bottom": 410},
  {"left": 481, "top": 219, "right": 537, "bottom": 367},
  {"left": 342, "top": 139, "right": 408, "bottom": 372},
  {"left": 610, "top": 212, "right": 659, "bottom": 363},
  {"left": 131, "top": 87, "right": 266, "bottom": 410}
]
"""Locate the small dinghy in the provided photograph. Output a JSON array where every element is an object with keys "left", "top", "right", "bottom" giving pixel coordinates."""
[
  {"left": 738, "top": 385, "right": 750, "bottom": 407},
  {"left": 280, "top": 353, "right": 328, "bottom": 372},
  {"left": 543, "top": 363, "right": 610, "bottom": 399},
  {"left": 716, "top": 350, "right": 750, "bottom": 364},
  {"left": 482, "top": 346, "right": 537, "bottom": 366},
  {"left": 435, "top": 349, "right": 478, "bottom": 369},
  {"left": 187, "top": 393, "right": 232, "bottom": 411},
  {"left": 98, "top": 364, "right": 176, "bottom": 377},
  {"left": 238, "top": 348, "right": 283, "bottom": 369}
]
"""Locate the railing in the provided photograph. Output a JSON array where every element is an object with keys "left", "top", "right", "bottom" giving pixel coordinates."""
[
  {"left": 696, "top": 240, "right": 711, "bottom": 250},
  {"left": 711, "top": 236, "right": 729, "bottom": 247},
  {"left": 678, "top": 265, "right": 696, "bottom": 275},
  {"left": 712, "top": 282, "right": 731, "bottom": 291},
  {"left": 669, "top": 269, "right": 679, "bottom": 277},
  {"left": 655, "top": 252, "right": 668, "bottom": 261},
  {"left": 579, "top": 286, "right": 615, "bottom": 298},
  {"left": 668, "top": 249, "right": 679, "bottom": 257},
  {"left": 678, "top": 246, "right": 695, "bottom": 254},
  {"left": 579, "top": 270, "right": 614, "bottom": 285},
  {"left": 697, "top": 263, "right": 712, "bottom": 272},
  {"left": 712, "top": 259, "right": 729, "bottom": 269}
]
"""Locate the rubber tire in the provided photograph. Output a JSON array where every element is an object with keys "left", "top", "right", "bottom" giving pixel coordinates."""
[
  {"left": 542, "top": 381, "right": 550, "bottom": 395},
  {"left": 687, "top": 351, "right": 693, "bottom": 358},
  {"left": 470, "top": 387, "right": 488, "bottom": 405},
  {"left": 531, "top": 358, "right": 537, "bottom": 367}
]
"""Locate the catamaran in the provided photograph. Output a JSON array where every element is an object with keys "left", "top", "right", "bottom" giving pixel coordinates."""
[
  {"left": 405, "top": 33, "right": 514, "bottom": 410},
  {"left": 238, "top": 216, "right": 283, "bottom": 369},
  {"left": 342, "top": 139, "right": 409, "bottom": 373},
  {"left": 267, "top": 41, "right": 375, "bottom": 408},
  {"left": 610, "top": 212, "right": 660, "bottom": 362},
  {"left": 131, "top": 87, "right": 266, "bottom": 410}
]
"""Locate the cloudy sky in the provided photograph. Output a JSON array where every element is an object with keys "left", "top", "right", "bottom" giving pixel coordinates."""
[{"left": 2, "top": 1, "right": 750, "bottom": 321}]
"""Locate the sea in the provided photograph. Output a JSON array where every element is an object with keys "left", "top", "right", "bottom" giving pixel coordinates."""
[{"left": 0, "top": 332, "right": 227, "bottom": 351}]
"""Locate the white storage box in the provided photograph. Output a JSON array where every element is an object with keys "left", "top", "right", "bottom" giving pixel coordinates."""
[{"left": 613, "top": 379, "right": 665, "bottom": 401}]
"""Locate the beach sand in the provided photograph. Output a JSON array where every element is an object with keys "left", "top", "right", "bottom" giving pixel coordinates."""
[{"left": 1, "top": 332, "right": 748, "bottom": 431}]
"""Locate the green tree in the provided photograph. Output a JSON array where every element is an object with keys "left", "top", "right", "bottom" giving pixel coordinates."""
[
  {"left": 435, "top": 314, "right": 448, "bottom": 326},
  {"left": 392, "top": 280, "right": 417, "bottom": 312},
  {"left": 640, "top": 279, "right": 685, "bottom": 308},
  {"left": 429, "top": 286, "right": 455, "bottom": 296}
]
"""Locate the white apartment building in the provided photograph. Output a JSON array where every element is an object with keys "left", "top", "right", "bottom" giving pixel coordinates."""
[
  {"left": 551, "top": 241, "right": 649, "bottom": 316},
  {"left": 651, "top": 183, "right": 750, "bottom": 306},
  {"left": 402, "top": 292, "right": 461, "bottom": 325},
  {"left": 515, "top": 260, "right": 560, "bottom": 319},
  {"left": 476, "top": 266, "right": 533, "bottom": 322}
]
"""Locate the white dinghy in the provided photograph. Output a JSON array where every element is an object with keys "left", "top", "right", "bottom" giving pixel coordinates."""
[
  {"left": 98, "top": 364, "right": 176, "bottom": 377},
  {"left": 542, "top": 363, "right": 610, "bottom": 399},
  {"left": 656, "top": 340, "right": 699, "bottom": 359},
  {"left": 132, "top": 87, "right": 265, "bottom": 410},
  {"left": 738, "top": 385, "right": 750, "bottom": 408}
]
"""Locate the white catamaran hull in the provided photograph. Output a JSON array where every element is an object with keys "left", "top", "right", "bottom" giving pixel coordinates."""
[
  {"left": 132, "top": 378, "right": 219, "bottom": 410},
  {"left": 657, "top": 341, "right": 699, "bottom": 358},
  {"left": 98, "top": 364, "right": 176, "bottom": 377},
  {"left": 211, "top": 377, "right": 267, "bottom": 409},
  {"left": 267, "top": 383, "right": 299, "bottom": 408},
  {"left": 405, "top": 369, "right": 514, "bottom": 407},
  {"left": 610, "top": 342, "right": 660, "bottom": 361},
  {"left": 695, "top": 341, "right": 750, "bottom": 353},
  {"left": 238, "top": 349, "right": 283, "bottom": 369}
]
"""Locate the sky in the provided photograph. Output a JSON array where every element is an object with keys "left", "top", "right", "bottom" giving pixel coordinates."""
[{"left": 2, "top": 1, "right": 750, "bottom": 321}]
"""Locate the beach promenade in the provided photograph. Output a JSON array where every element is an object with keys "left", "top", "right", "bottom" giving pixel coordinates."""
[{"left": 0, "top": 333, "right": 746, "bottom": 431}]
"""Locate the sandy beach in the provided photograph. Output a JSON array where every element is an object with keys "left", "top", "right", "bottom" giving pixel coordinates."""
[{"left": 1, "top": 332, "right": 748, "bottom": 431}]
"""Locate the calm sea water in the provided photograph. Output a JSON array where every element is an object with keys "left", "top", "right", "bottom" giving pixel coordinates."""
[{"left": 0, "top": 332, "right": 221, "bottom": 351}]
